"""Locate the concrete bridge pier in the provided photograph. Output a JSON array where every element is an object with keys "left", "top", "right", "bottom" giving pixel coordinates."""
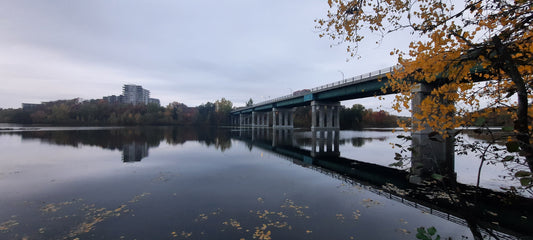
[
  {"left": 251, "top": 112, "right": 256, "bottom": 127},
  {"left": 272, "top": 108, "right": 294, "bottom": 129},
  {"left": 410, "top": 83, "right": 456, "bottom": 184},
  {"left": 311, "top": 101, "right": 340, "bottom": 131},
  {"left": 310, "top": 101, "right": 341, "bottom": 157},
  {"left": 253, "top": 112, "right": 269, "bottom": 127},
  {"left": 240, "top": 113, "right": 250, "bottom": 127}
]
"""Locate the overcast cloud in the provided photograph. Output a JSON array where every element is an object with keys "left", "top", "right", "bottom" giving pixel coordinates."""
[{"left": 0, "top": 0, "right": 413, "bottom": 112}]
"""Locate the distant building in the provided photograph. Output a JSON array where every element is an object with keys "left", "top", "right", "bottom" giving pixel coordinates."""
[
  {"left": 148, "top": 98, "right": 160, "bottom": 106},
  {"left": 103, "top": 95, "right": 120, "bottom": 104},
  {"left": 22, "top": 103, "right": 41, "bottom": 110},
  {"left": 122, "top": 84, "right": 148, "bottom": 105},
  {"left": 102, "top": 84, "right": 159, "bottom": 106}
]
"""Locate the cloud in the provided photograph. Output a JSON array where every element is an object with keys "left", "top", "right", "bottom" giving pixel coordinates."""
[{"left": 0, "top": 0, "right": 409, "bottom": 111}]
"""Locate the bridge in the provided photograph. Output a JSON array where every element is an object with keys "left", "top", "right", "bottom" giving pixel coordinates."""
[
  {"left": 231, "top": 66, "right": 398, "bottom": 129},
  {"left": 230, "top": 66, "right": 455, "bottom": 184}
]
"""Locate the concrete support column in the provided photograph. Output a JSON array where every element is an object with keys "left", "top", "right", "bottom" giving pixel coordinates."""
[
  {"left": 311, "top": 101, "right": 340, "bottom": 130},
  {"left": 272, "top": 108, "right": 278, "bottom": 128},
  {"left": 278, "top": 110, "right": 283, "bottom": 127},
  {"left": 252, "top": 112, "right": 256, "bottom": 127},
  {"left": 327, "top": 106, "right": 333, "bottom": 128},
  {"left": 410, "top": 83, "right": 456, "bottom": 184},
  {"left": 318, "top": 106, "right": 325, "bottom": 128},
  {"left": 273, "top": 108, "right": 294, "bottom": 129},
  {"left": 311, "top": 103, "right": 317, "bottom": 129},
  {"left": 290, "top": 108, "right": 295, "bottom": 127},
  {"left": 335, "top": 106, "right": 340, "bottom": 128}
]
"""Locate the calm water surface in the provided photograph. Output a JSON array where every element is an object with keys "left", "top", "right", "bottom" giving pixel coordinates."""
[{"left": 0, "top": 125, "right": 528, "bottom": 239}]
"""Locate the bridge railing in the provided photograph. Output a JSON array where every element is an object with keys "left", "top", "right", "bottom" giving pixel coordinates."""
[
  {"left": 310, "top": 65, "right": 399, "bottom": 92},
  {"left": 236, "top": 65, "right": 401, "bottom": 112}
]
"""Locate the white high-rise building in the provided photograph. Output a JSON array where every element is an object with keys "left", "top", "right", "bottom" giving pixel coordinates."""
[{"left": 122, "top": 84, "right": 150, "bottom": 105}]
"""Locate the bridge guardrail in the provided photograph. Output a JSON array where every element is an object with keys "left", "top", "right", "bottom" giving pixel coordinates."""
[{"left": 235, "top": 65, "right": 401, "bottom": 112}]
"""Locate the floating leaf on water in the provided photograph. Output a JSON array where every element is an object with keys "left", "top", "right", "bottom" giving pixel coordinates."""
[
  {"left": 0, "top": 219, "right": 19, "bottom": 231},
  {"left": 486, "top": 211, "right": 498, "bottom": 216}
]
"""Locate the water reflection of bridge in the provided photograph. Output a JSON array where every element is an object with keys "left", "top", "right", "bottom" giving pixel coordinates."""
[
  {"left": 232, "top": 128, "right": 533, "bottom": 239},
  {"left": 239, "top": 127, "right": 340, "bottom": 158}
]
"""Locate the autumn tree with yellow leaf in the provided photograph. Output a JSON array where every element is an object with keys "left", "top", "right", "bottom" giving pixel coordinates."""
[{"left": 317, "top": 0, "right": 532, "bottom": 186}]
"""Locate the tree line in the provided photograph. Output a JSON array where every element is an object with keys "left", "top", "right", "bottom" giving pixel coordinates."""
[
  {"left": 1, "top": 97, "right": 406, "bottom": 128},
  {"left": 0, "top": 98, "right": 233, "bottom": 126},
  {"left": 1, "top": 98, "right": 513, "bottom": 130}
]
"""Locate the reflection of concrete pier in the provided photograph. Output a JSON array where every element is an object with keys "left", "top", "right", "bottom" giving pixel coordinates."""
[
  {"left": 272, "top": 128, "right": 295, "bottom": 147},
  {"left": 311, "top": 129, "right": 340, "bottom": 157},
  {"left": 238, "top": 126, "right": 340, "bottom": 158}
]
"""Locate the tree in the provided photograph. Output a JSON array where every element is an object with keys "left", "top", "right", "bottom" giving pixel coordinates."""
[
  {"left": 197, "top": 102, "right": 216, "bottom": 125},
  {"left": 317, "top": 0, "right": 533, "bottom": 186},
  {"left": 340, "top": 104, "right": 365, "bottom": 129},
  {"left": 215, "top": 98, "right": 233, "bottom": 125},
  {"left": 246, "top": 98, "right": 254, "bottom": 107}
]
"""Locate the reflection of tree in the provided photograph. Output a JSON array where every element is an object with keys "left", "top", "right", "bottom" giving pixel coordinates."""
[
  {"left": 351, "top": 138, "right": 366, "bottom": 147},
  {"left": 348, "top": 137, "right": 387, "bottom": 148},
  {"left": 461, "top": 129, "right": 511, "bottom": 145},
  {"left": 2, "top": 126, "right": 233, "bottom": 154},
  {"left": 13, "top": 128, "right": 162, "bottom": 150}
]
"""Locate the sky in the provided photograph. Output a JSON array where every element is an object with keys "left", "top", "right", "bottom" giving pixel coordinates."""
[{"left": 0, "top": 0, "right": 413, "bottom": 112}]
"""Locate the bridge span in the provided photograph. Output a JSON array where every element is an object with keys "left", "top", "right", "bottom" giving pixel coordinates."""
[{"left": 230, "top": 66, "right": 454, "bottom": 184}]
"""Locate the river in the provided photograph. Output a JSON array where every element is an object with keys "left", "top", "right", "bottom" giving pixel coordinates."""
[{"left": 0, "top": 125, "right": 530, "bottom": 239}]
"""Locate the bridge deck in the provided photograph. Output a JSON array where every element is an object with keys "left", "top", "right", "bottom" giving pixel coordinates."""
[{"left": 232, "top": 66, "right": 398, "bottom": 114}]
